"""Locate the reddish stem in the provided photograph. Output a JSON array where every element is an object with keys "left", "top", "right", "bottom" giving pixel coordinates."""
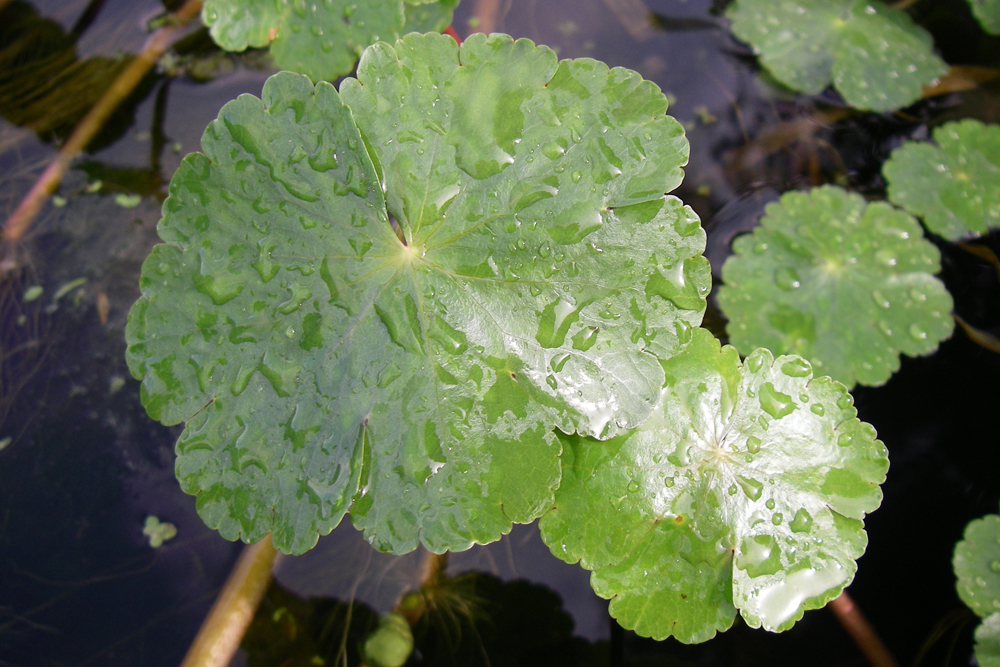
[
  {"left": 444, "top": 24, "right": 463, "bottom": 44},
  {"left": 829, "top": 591, "right": 899, "bottom": 667},
  {"left": 1, "top": 0, "right": 203, "bottom": 274}
]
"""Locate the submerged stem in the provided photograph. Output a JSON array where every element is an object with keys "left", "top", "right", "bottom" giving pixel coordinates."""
[
  {"left": 180, "top": 535, "right": 279, "bottom": 667},
  {"left": 829, "top": 591, "right": 898, "bottom": 667},
  {"left": 0, "top": 0, "right": 203, "bottom": 275}
]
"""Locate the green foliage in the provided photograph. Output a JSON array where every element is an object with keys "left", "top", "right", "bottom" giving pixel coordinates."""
[
  {"left": 125, "top": 33, "right": 707, "bottom": 555},
  {"left": 883, "top": 119, "right": 1000, "bottom": 241},
  {"left": 717, "top": 186, "right": 954, "bottom": 388},
  {"left": 362, "top": 613, "right": 414, "bottom": 667},
  {"left": 725, "top": 0, "right": 948, "bottom": 112},
  {"left": 539, "top": 329, "right": 887, "bottom": 642},
  {"left": 968, "top": 0, "right": 1000, "bottom": 35},
  {"left": 200, "top": 0, "right": 459, "bottom": 82},
  {"left": 954, "top": 510, "right": 1000, "bottom": 667}
]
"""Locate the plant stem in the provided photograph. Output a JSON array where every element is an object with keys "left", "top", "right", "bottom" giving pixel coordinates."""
[
  {"left": 829, "top": 591, "right": 898, "bottom": 667},
  {"left": 180, "top": 535, "right": 278, "bottom": 667},
  {"left": 0, "top": 0, "right": 203, "bottom": 276},
  {"left": 472, "top": 0, "right": 501, "bottom": 34}
]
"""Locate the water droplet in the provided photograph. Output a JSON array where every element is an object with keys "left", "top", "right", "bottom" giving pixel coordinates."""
[
  {"left": 728, "top": 484, "right": 738, "bottom": 495},
  {"left": 737, "top": 476, "right": 764, "bottom": 501},
  {"left": 781, "top": 358, "right": 811, "bottom": 377},
  {"left": 571, "top": 170, "right": 583, "bottom": 183},
  {"left": 746, "top": 436, "right": 762, "bottom": 454},
  {"left": 747, "top": 354, "right": 766, "bottom": 373},
  {"left": 765, "top": 499, "right": 776, "bottom": 510},
  {"left": 790, "top": 508, "right": 813, "bottom": 533},
  {"left": 837, "top": 394, "right": 854, "bottom": 410},
  {"left": 759, "top": 382, "right": 796, "bottom": 419},
  {"left": 772, "top": 513, "right": 783, "bottom": 525},
  {"left": 664, "top": 476, "right": 675, "bottom": 488},
  {"left": 627, "top": 480, "right": 640, "bottom": 493},
  {"left": 811, "top": 403, "right": 826, "bottom": 416},
  {"left": 838, "top": 432, "right": 854, "bottom": 447},
  {"left": 775, "top": 267, "right": 802, "bottom": 291},
  {"left": 753, "top": 241, "right": 769, "bottom": 255},
  {"left": 991, "top": 560, "right": 1000, "bottom": 573},
  {"left": 909, "top": 323, "right": 928, "bottom": 340},
  {"left": 871, "top": 290, "right": 891, "bottom": 308}
]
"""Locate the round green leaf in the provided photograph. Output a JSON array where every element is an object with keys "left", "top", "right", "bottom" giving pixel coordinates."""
[
  {"left": 126, "top": 34, "right": 708, "bottom": 555},
  {"left": 718, "top": 186, "right": 954, "bottom": 389},
  {"left": 954, "top": 512, "right": 1000, "bottom": 618},
  {"left": 977, "top": 614, "right": 1000, "bottom": 667},
  {"left": 201, "top": 0, "right": 445, "bottom": 82},
  {"left": 969, "top": 0, "right": 1000, "bottom": 35},
  {"left": 884, "top": 119, "right": 1000, "bottom": 241},
  {"left": 726, "top": 0, "right": 947, "bottom": 112},
  {"left": 540, "top": 328, "right": 888, "bottom": 642}
]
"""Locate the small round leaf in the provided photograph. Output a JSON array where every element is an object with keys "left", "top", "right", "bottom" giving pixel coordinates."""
[
  {"left": 718, "top": 186, "right": 954, "bottom": 388},
  {"left": 726, "top": 0, "right": 947, "bottom": 112},
  {"left": 540, "top": 329, "right": 887, "bottom": 641},
  {"left": 977, "top": 614, "right": 1000, "bottom": 667},
  {"left": 969, "top": 0, "right": 1000, "bottom": 35},
  {"left": 127, "top": 34, "right": 707, "bottom": 555},
  {"left": 954, "top": 512, "right": 1000, "bottom": 618},
  {"left": 201, "top": 0, "right": 454, "bottom": 82},
  {"left": 884, "top": 119, "right": 1000, "bottom": 241}
]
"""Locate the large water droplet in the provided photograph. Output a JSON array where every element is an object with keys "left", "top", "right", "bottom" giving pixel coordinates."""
[
  {"left": 737, "top": 475, "right": 764, "bottom": 501},
  {"left": 790, "top": 508, "right": 813, "bottom": 533},
  {"left": 775, "top": 267, "right": 802, "bottom": 291},
  {"left": 781, "top": 358, "right": 811, "bottom": 378},
  {"left": 746, "top": 436, "right": 762, "bottom": 454},
  {"left": 759, "top": 382, "right": 796, "bottom": 419}
]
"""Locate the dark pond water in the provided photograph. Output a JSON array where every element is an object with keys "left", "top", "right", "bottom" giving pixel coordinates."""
[{"left": 1, "top": 0, "right": 999, "bottom": 665}]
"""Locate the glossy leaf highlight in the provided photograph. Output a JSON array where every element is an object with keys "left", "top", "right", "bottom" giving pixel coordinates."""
[
  {"left": 126, "top": 34, "right": 707, "bottom": 555},
  {"left": 884, "top": 119, "right": 1000, "bottom": 240},
  {"left": 718, "top": 186, "right": 954, "bottom": 388},
  {"left": 726, "top": 0, "right": 947, "bottom": 112},
  {"left": 540, "top": 329, "right": 888, "bottom": 642}
]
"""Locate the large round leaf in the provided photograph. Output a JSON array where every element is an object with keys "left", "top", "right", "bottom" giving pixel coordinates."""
[
  {"left": 540, "top": 328, "right": 887, "bottom": 642},
  {"left": 978, "top": 614, "right": 1000, "bottom": 667},
  {"left": 126, "top": 34, "right": 708, "bottom": 555},
  {"left": 718, "top": 185, "right": 954, "bottom": 389},
  {"left": 726, "top": 0, "right": 947, "bottom": 112},
  {"left": 884, "top": 119, "right": 1000, "bottom": 241},
  {"left": 201, "top": 0, "right": 460, "bottom": 82}
]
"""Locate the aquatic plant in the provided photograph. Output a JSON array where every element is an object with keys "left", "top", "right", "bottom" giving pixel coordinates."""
[
  {"left": 201, "top": 0, "right": 459, "bottom": 81},
  {"left": 725, "top": 0, "right": 947, "bottom": 112},
  {"left": 717, "top": 186, "right": 954, "bottom": 388},
  {"left": 884, "top": 119, "right": 1000, "bottom": 241},
  {"left": 126, "top": 32, "right": 885, "bottom": 643},
  {"left": 954, "top": 508, "right": 1000, "bottom": 666}
]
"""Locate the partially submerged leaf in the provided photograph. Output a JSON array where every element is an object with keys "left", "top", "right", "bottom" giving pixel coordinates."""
[
  {"left": 726, "top": 0, "right": 947, "bottom": 112},
  {"left": 718, "top": 185, "right": 954, "bottom": 388},
  {"left": 884, "top": 120, "right": 1000, "bottom": 241},
  {"left": 126, "top": 34, "right": 707, "bottom": 555},
  {"left": 539, "top": 328, "right": 887, "bottom": 642},
  {"left": 200, "top": 0, "right": 459, "bottom": 82},
  {"left": 969, "top": 0, "right": 1000, "bottom": 35}
]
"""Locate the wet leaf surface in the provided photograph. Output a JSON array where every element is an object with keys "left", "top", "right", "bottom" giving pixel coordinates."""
[
  {"left": 126, "top": 34, "right": 706, "bottom": 555},
  {"left": 539, "top": 328, "right": 888, "bottom": 642},
  {"left": 718, "top": 185, "right": 954, "bottom": 388},
  {"left": 978, "top": 613, "right": 1000, "bottom": 667},
  {"left": 201, "top": 0, "right": 459, "bottom": 82},
  {"left": 726, "top": 0, "right": 948, "bottom": 112},
  {"left": 955, "top": 511, "right": 1000, "bottom": 618},
  {"left": 884, "top": 119, "right": 1000, "bottom": 241}
]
